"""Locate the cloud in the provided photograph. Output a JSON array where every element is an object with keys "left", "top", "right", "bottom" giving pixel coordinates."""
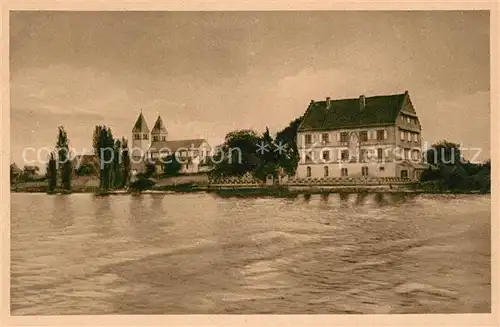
[{"left": 419, "top": 91, "right": 490, "bottom": 161}]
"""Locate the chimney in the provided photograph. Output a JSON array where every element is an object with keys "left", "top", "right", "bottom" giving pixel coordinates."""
[
  {"left": 326, "top": 97, "right": 331, "bottom": 109},
  {"left": 359, "top": 95, "right": 366, "bottom": 111}
]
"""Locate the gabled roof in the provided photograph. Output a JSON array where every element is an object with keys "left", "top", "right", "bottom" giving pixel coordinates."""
[
  {"left": 149, "top": 139, "right": 208, "bottom": 153},
  {"left": 151, "top": 116, "right": 167, "bottom": 134},
  {"left": 298, "top": 91, "right": 409, "bottom": 132},
  {"left": 10, "top": 163, "right": 22, "bottom": 174},
  {"left": 132, "top": 112, "right": 150, "bottom": 133},
  {"left": 71, "top": 154, "right": 98, "bottom": 166}
]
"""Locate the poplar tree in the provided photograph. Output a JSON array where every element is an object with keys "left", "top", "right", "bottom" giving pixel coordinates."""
[
  {"left": 121, "top": 137, "right": 131, "bottom": 188},
  {"left": 56, "top": 126, "right": 72, "bottom": 191},
  {"left": 46, "top": 152, "right": 57, "bottom": 193}
]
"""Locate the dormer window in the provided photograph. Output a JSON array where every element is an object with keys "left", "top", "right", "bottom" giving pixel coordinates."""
[
  {"left": 321, "top": 133, "right": 330, "bottom": 144},
  {"left": 360, "top": 131, "right": 368, "bottom": 142}
]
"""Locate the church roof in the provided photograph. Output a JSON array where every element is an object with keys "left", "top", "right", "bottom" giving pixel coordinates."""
[
  {"left": 298, "top": 91, "right": 410, "bottom": 132},
  {"left": 132, "top": 112, "right": 150, "bottom": 133},
  {"left": 149, "top": 139, "right": 208, "bottom": 153},
  {"left": 151, "top": 116, "right": 167, "bottom": 134}
]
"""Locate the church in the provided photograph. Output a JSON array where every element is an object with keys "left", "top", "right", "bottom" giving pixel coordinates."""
[{"left": 130, "top": 111, "right": 212, "bottom": 175}]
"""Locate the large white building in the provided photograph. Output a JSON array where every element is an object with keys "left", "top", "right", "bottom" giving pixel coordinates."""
[
  {"left": 296, "top": 91, "right": 428, "bottom": 180},
  {"left": 130, "top": 112, "right": 211, "bottom": 175}
]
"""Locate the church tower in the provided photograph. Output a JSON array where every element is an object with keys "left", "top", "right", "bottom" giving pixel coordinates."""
[
  {"left": 131, "top": 111, "right": 150, "bottom": 160},
  {"left": 151, "top": 115, "right": 168, "bottom": 143}
]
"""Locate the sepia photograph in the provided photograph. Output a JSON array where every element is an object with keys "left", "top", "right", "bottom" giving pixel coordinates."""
[{"left": 4, "top": 5, "right": 497, "bottom": 323}]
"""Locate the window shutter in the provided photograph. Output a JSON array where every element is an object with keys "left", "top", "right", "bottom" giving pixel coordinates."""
[
  {"left": 336, "top": 132, "right": 340, "bottom": 142},
  {"left": 367, "top": 130, "right": 372, "bottom": 140},
  {"left": 372, "top": 131, "right": 376, "bottom": 140},
  {"left": 384, "top": 130, "right": 388, "bottom": 140}
]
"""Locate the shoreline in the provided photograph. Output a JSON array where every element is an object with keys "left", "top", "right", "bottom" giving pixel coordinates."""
[{"left": 10, "top": 184, "right": 488, "bottom": 196}]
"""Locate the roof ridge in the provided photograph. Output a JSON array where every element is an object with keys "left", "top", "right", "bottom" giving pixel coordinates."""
[{"left": 320, "top": 92, "right": 406, "bottom": 102}]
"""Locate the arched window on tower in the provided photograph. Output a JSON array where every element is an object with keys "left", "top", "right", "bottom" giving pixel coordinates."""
[{"left": 143, "top": 133, "right": 149, "bottom": 140}]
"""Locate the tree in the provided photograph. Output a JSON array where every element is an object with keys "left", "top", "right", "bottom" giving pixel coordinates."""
[
  {"left": 275, "top": 116, "right": 303, "bottom": 176},
  {"left": 425, "top": 140, "right": 462, "bottom": 165},
  {"left": 254, "top": 127, "right": 279, "bottom": 180},
  {"left": 93, "top": 125, "right": 115, "bottom": 191},
  {"left": 113, "top": 139, "right": 123, "bottom": 188},
  {"left": 209, "top": 117, "right": 304, "bottom": 180},
  {"left": 46, "top": 152, "right": 57, "bottom": 192},
  {"left": 56, "top": 126, "right": 72, "bottom": 190},
  {"left": 163, "top": 155, "right": 182, "bottom": 177},
  {"left": 421, "top": 140, "right": 490, "bottom": 192},
  {"left": 121, "top": 137, "right": 131, "bottom": 188},
  {"left": 210, "top": 129, "right": 263, "bottom": 178}
]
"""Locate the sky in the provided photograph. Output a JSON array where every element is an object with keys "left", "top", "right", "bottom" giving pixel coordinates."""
[{"left": 10, "top": 11, "right": 490, "bottom": 170}]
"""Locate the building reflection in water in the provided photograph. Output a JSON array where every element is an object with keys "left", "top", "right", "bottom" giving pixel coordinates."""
[
  {"left": 355, "top": 192, "right": 369, "bottom": 206},
  {"left": 128, "top": 195, "right": 165, "bottom": 245},
  {"left": 93, "top": 195, "right": 114, "bottom": 237},
  {"left": 320, "top": 193, "right": 329, "bottom": 203},
  {"left": 373, "top": 193, "right": 388, "bottom": 206},
  {"left": 50, "top": 194, "right": 74, "bottom": 230},
  {"left": 338, "top": 192, "right": 350, "bottom": 207}
]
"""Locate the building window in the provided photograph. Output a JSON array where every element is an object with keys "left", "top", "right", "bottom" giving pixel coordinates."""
[
  {"left": 340, "top": 132, "right": 348, "bottom": 143},
  {"left": 305, "top": 134, "right": 312, "bottom": 145},
  {"left": 412, "top": 149, "right": 419, "bottom": 161},
  {"left": 400, "top": 130, "right": 405, "bottom": 141},
  {"left": 360, "top": 131, "right": 368, "bottom": 142},
  {"left": 413, "top": 133, "right": 418, "bottom": 142},
  {"left": 362, "top": 166, "right": 369, "bottom": 176},
  {"left": 406, "top": 132, "right": 411, "bottom": 141},
  {"left": 306, "top": 166, "right": 312, "bottom": 177},
  {"left": 401, "top": 170, "right": 408, "bottom": 179},
  {"left": 324, "top": 166, "right": 329, "bottom": 177},
  {"left": 143, "top": 133, "right": 149, "bottom": 140},
  {"left": 377, "top": 130, "right": 385, "bottom": 140},
  {"left": 341, "top": 150, "right": 349, "bottom": 161},
  {"left": 341, "top": 168, "right": 348, "bottom": 177},
  {"left": 404, "top": 148, "right": 410, "bottom": 160},
  {"left": 321, "top": 133, "right": 330, "bottom": 144},
  {"left": 377, "top": 148, "right": 383, "bottom": 160},
  {"left": 360, "top": 149, "right": 367, "bottom": 162},
  {"left": 133, "top": 133, "right": 140, "bottom": 140},
  {"left": 305, "top": 151, "right": 312, "bottom": 163},
  {"left": 322, "top": 150, "right": 330, "bottom": 162},
  {"left": 162, "top": 136, "right": 166, "bottom": 141},
  {"left": 379, "top": 166, "right": 385, "bottom": 172}
]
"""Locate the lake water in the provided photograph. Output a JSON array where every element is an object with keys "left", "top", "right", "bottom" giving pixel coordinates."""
[{"left": 10, "top": 192, "right": 491, "bottom": 314}]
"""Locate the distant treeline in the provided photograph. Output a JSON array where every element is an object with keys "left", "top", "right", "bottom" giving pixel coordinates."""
[{"left": 420, "top": 141, "right": 490, "bottom": 193}]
